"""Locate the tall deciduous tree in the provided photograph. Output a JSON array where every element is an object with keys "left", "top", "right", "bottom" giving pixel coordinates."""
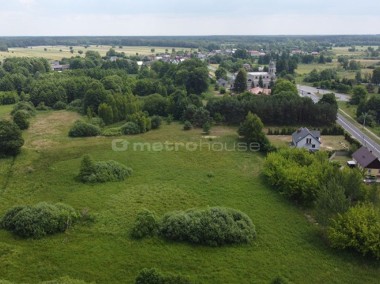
[
  {"left": 234, "top": 68, "right": 247, "bottom": 93},
  {"left": 238, "top": 112, "right": 271, "bottom": 152}
]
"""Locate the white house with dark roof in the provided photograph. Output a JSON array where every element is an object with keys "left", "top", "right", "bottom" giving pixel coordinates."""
[{"left": 292, "top": 128, "right": 321, "bottom": 151}]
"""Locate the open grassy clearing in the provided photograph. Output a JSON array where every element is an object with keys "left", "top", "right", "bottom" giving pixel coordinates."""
[
  {"left": 0, "top": 110, "right": 379, "bottom": 283},
  {"left": 0, "top": 45, "right": 193, "bottom": 61}
]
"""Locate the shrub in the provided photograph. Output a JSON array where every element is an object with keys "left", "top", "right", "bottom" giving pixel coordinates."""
[
  {"left": 53, "top": 101, "right": 67, "bottom": 110},
  {"left": 101, "top": 127, "right": 122, "bottom": 137},
  {"left": 0, "top": 91, "right": 19, "bottom": 105},
  {"left": 160, "top": 207, "right": 256, "bottom": 246},
  {"left": 327, "top": 203, "right": 380, "bottom": 259},
  {"left": 128, "top": 112, "right": 151, "bottom": 133},
  {"left": 89, "top": 117, "right": 105, "bottom": 128},
  {"left": 135, "top": 268, "right": 190, "bottom": 284},
  {"left": 1, "top": 202, "right": 79, "bottom": 238},
  {"left": 68, "top": 121, "right": 101, "bottom": 137},
  {"left": 11, "top": 101, "right": 36, "bottom": 116},
  {"left": 131, "top": 209, "right": 159, "bottom": 239},
  {"left": 67, "top": 99, "right": 83, "bottom": 113},
  {"left": 183, "top": 120, "right": 192, "bottom": 131},
  {"left": 151, "top": 115, "right": 162, "bottom": 130},
  {"left": 12, "top": 110, "right": 30, "bottom": 130},
  {"left": 202, "top": 121, "right": 211, "bottom": 134},
  {"left": 78, "top": 155, "right": 133, "bottom": 183},
  {"left": 165, "top": 114, "right": 173, "bottom": 125},
  {"left": 0, "top": 119, "right": 24, "bottom": 157},
  {"left": 36, "top": 102, "right": 50, "bottom": 111},
  {"left": 135, "top": 268, "right": 164, "bottom": 284},
  {"left": 121, "top": 122, "right": 140, "bottom": 135}
]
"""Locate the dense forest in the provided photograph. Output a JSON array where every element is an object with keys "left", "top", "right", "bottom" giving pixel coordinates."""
[{"left": 1, "top": 35, "right": 380, "bottom": 51}]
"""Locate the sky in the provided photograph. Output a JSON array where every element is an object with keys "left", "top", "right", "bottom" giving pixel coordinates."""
[{"left": 0, "top": 0, "right": 379, "bottom": 36}]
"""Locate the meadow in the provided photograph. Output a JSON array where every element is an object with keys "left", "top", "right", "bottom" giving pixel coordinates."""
[
  {"left": 0, "top": 45, "right": 193, "bottom": 61},
  {"left": 0, "top": 106, "right": 380, "bottom": 283}
]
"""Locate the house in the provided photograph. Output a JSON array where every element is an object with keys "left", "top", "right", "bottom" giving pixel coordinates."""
[
  {"left": 292, "top": 128, "right": 321, "bottom": 151},
  {"left": 50, "top": 61, "right": 69, "bottom": 71},
  {"left": 249, "top": 87, "right": 271, "bottom": 95},
  {"left": 352, "top": 146, "right": 380, "bottom": 177}
]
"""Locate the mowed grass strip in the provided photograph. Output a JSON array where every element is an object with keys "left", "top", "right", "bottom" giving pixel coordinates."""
[{"left": 0, "top": 111, "right": 379, "bottom": 283}]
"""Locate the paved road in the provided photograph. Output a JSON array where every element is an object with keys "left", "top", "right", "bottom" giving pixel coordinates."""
[
  {"left": 337, "top": 114, "right": 380, "bottom": 158},
  {"left": 297, "top": 85, "right": 350, "bottom": 102},
  {"left": 297, "top": 85, "right": 380, "bottom": 158}
]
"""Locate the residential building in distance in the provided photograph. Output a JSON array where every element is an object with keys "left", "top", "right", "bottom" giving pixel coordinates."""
[{"left": 291, "top": 127, "right": 321, "bottom": 151}]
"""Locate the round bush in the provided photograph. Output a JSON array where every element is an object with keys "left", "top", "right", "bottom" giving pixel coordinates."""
[
  {"left": 69, "top": 121, "right": 101, "bottom": 137},
  {"left": 0, "top": 119, "right": 24, "bottom": 157},
  {"left": 121, "top": 122, "right": 140, "bottom": 135},
  {"left": 78, "top": 155, "right": 133, "bottom": 183},
  {"left": 11, "top": 101, "right": 36, "bottom": 116},
  {"left": 53, "top": 101, "right": 67, "bottom": 110},
  {"left": 151, "top": 115, "right": 162, "bottom": 130},
  {"left": 13, "top": 110, "right": 30, "bottom": 130},
  {"left": 1, "top": 202, "right": 79, "bottom": 238},
  {"left": 183, "top": 121, "right": 192, "bottom": 131},
  {"left": 131, "top": 209, "right": 159, "bottom": 239},
  {"left": 160, "top": 207, "right": 256, "bottom": 246}
]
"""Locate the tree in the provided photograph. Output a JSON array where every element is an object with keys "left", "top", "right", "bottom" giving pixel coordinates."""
[
  {"left": 238, "top": 112, "right": 271, "bottom": 152},
  {"left": 0, "top": 119, "right": 24, "bottom": 156},
  {"left": 328, "top": 203, "right": 380, "bottom": 259},
  {"left": 271, "top": 79, "right": 297, "bottom": 95},
  {"left": 98, "top": 103, "right": 114, "bottom": 125},
  {"left": 258, "top": 76, "right": 264, "bottom": 88},
  {"left": 215, "top": 67, "right": 227, "bottom": 80},
  {"left": 13, "top": 110, "right": 30, "bottom": 130},
  {"left": 234, "top": 68, "right": 247, "bottom": 93},
  {"left": 350, "top": 85, "right": 368, "bottom": 105},
  {"left": 315, "top": 180, "right": 349, "bottom": 226},
  {"left": 318, "top": 93, "right": 338, "bottom": 110},
  {"left": 372, "top": 67, "right": 380, "bottom": 85}
]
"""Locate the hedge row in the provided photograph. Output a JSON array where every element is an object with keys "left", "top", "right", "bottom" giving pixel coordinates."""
[{"left": 131, "top": 207, "right": 256, "bottom": 246}]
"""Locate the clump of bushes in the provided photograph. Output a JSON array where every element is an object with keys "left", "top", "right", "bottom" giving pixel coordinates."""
[
  {"left": 53, "top": 101, "right": 67, "bottom": 110},
  {"left": 135, "top": 268, "right": 191, "bottom": 284},
  {"left": 183, "top": 120, "right": 192, "bottom": 130},
  {"left": 327, "top": 203, "right": 380, "bottom": 259},
  {"left": 0, "top": 119, "right": 24, "bottom": 157},
  {"left": 160, "top": 207, "right": 256, "bottom": 246},
  {"left": 0, "top": 91, "right": 19, "bottom": 105},
  {"left": 121, "top": 121, "right": 140, "bottom": 135},
  {"left": 131, "top": 207, "right": 256, "bottom": 246},
  {"left": 78, "top": 154, "right": 133, "bottom": 183},
  {"left": 1, "top": 202, "right": 79, "bottom": 238},
  {"left": 69, "top": 120, "right": 101, "bottom": 137},
  {"left": 102, "top": 127, "right": 122, "bottom": 137},
  {"left": 11, "top": 101, "right": 36, "bottom": 116},
  {"left": 131, "top": 209, "right": 159, "bottom": 239},
  {"left": 151, "top": 115, "right": 162, "bottom": 129},
  {"left": 12, "top": 110, "right": 30, "bottom": 130}
]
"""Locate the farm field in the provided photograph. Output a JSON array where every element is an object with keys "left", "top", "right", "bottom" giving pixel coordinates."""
[
  {"left": 0, "top": 106, "right": 379, "bottom": 283},
  {"left": 0, "top": 45, "right": 193, "bottom": 61}
]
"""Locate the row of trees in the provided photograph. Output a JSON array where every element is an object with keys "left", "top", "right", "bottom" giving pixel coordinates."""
[
  {"left": 206, "top": 92, "right": 337, "bottom": 126},
  {"left": 263, "top": 148, "right": 380, "bottom": 259}
]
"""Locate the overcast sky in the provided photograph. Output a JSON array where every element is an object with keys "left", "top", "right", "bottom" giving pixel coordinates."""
[{"left": 0, "top": 0, "right": 379, "bottom": 36}]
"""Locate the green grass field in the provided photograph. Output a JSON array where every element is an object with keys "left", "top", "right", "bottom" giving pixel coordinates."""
[
  {"left": 0, "top": 107, "right": 379, "bottom": 283},
  {"left": 0, "top": 45, "right": 193, "bottom": 61}
]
